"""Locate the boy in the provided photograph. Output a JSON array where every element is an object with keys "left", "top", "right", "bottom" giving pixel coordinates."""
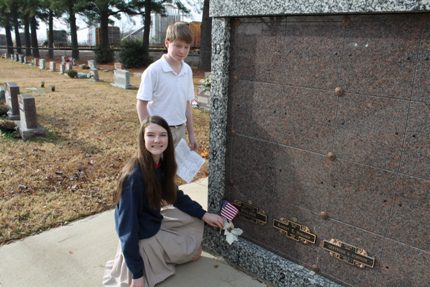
[{"left": 136, "top": 22, "right": 198, "bottom": 150}]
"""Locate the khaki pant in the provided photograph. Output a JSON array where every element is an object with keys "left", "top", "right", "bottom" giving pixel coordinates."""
[
  {"left": 169, "top": 124, "right": 186, "bottom": 146},
  {"left": 103, "top": 207, "right": 203, "bottom": 287}
]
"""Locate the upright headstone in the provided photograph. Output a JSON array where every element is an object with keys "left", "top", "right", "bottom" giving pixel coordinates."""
[
  {"left": 23, "top": 56, "right": 27, "bottom": 64},
  {"left": 39, "top": 59, "right": 46, "bottom": 70},
  {"left": 49, "top": 61, "right": 56, "bottom": 72},
  {"left": 59, "top": 63, "right": 66, "bottom": 74},
  {"left": 197, "top": 72, "right": 212, "bottom": 110},
  {"left": 88, "top": 60, "right": 97, "bottom": 70},
  {"left": 71, "top": 58, "right": 76, "bottom": 66},
  {"left": 18, "top": 54, "right": 24, "bottom": 63},
  {"left": 114, "top": 62, "right": 124, "bottom": 70},
  {"left": 0, "top": 86, "right": 5, "bottom": 102},
  {"left": 4, "top": 82, "right": 20, "bottom": 120},
  {"left": 61, "top": 56, "right": 66, "bottom": 64},
  {"left": 89, "top": 68, "right": 99, "bottom": 81},
  {"left": 10, "top": 54, "right": 14, "bottom": 61},
  {"left": 17, "top": 94, "right": 46, "bottom": 139},
  {"left": 111, "top": 69, "right": 132, "bottom": 89},
  {"left": 65, "top": 62, "right": 73, "bottom": 71}
]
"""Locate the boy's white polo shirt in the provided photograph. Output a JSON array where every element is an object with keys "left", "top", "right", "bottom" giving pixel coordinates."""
[{"left": 136, "top": 55, "right": 194, "bottom": 126}]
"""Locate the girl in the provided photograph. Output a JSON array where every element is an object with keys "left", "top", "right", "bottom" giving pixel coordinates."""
[{"left": 103, "top": 116, "right": 224, "bottom": 287}]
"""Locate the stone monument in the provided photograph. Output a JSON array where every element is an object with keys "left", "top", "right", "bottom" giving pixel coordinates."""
[
  {"left": 49, "top": 61, "right": 56, "bottom": 72},
  {"left": 39, "top": 59, "right": 46, "bottom": 70},
  {"left": 59, "top": 63, "right": 66, "bottom": 74},
  {"left": 111, "top": 69, "right": 132, "bottom": 89},
  {"left": 205, "top": 1, "right": 430, "bottom": 287},
  {"left": 89, "top": 68, "right": 99, "bottom": 81},
  {"left": 88, "top": 59, "right": 97, "bottom": 70},
  {"left": 17, "top": 94, "right": 46, "bottom": 140},
  {"left": 4, "top": 82, "right": 20, "bottom": 120}
]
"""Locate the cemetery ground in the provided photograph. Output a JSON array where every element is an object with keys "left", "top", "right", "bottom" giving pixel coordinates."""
[{"left": 0, "top": 58, "right": 209, "bottom": 245}]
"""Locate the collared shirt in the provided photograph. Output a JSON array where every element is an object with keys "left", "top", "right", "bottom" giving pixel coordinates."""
[{"left": 136, "top": 55, "right": 194, "bottom": 126}]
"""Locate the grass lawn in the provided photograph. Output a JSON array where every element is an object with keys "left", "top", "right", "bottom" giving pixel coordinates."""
[{"left": 0, "top": 58, "right": 209, "bottom": 245}]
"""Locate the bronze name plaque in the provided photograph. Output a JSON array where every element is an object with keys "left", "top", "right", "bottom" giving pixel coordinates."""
[
  {"left": 273, "top": 218, "right": 316, "bottom": 245},
  {"left": 322, "top": 239, "right": 375, "bottom": 269},
  {"left": 234, "top": 200, "right": 267, "bottom": 225}
]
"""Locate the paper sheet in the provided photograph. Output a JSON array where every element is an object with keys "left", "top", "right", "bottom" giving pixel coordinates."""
[{"left": 175, "top": 138, "right": 205, "bottom": 183}]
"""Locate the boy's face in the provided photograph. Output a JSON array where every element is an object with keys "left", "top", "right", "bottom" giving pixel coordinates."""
[{"left": 165, "top": 39, "right": 190, "bottom": 62}]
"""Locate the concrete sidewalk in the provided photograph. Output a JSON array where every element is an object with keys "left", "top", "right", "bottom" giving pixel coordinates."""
[{"left": 0, "top": 178, "right": 267, "bottom": 287}]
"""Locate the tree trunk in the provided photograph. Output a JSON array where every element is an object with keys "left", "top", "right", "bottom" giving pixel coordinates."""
[
  {"left": 12, "top": 9, "right": 22, "bottom": 54},
  {"left": 142, "top": 0, "right": 151, "bottom": 59},
  {"left": 48, "top": 10, "right": 54, "bottom": 59},
  {"left": 5, "top": 18, "right": 14, "bottom": 55},
  {"left": 99, "top": 9, "right": 110, "bottom": 49},
  {"left": 198, "top": 0, "right": 211, "bottom": 71},
  {"left": 24, "top": 17, "right": 31, "bottom": 56},
  {"left": 68, "top": 2, "right": 79, "bottom": 60},
  {"left": 30, "top": 16, "right": 40, "bottom": 58}
]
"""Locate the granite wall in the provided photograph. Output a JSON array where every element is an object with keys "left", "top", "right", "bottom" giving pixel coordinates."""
[{"left": 204, "top": 1, "right": 430, "bottom": 287}]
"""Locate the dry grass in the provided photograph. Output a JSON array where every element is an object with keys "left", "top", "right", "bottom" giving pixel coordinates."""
[{"left": 0, "top": 58, "right": 209, "bottom": 245}]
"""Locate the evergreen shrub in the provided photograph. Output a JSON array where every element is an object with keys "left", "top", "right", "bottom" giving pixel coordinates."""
[
  {"left": 95, "top": 47, "right": 114, "bottom": 64},
  {"left": 118, "top": 39, "right": 152, "bottom": 68}
]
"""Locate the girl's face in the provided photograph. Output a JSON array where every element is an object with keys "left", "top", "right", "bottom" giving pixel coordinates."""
[{"left": 144, "top": 123, "right": 168, "bottom": 161}]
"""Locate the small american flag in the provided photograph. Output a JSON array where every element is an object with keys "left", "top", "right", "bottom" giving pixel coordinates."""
[{"left": 220, "top": 200, "right": 239, "bottom": 221}]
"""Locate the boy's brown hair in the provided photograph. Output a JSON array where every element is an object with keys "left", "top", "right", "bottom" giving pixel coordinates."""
[{"left": 165, "top": 21, "right": 193, "bottom": 44}]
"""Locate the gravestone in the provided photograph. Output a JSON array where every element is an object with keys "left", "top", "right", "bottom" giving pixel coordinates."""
[
  {"left": 197, "top": 72, "right": 211, "bottom": 110},
  {"left": 18, "top": 54, "right": 24, "bottom": 63},
  {"left": 59, "top": 63, "right": 66, "bottom": 74},
  {"left": 4, "top": 82, "right": 20, "bottom": 120},
  {"left": 10, "top": 54, "right": 14, "bottom": 61},
  {"left": 61, "top": 56, "right": 66, "bottom": 64},
  {"left": 114, "top": 62, "right": 124, "bottom": 70},
  {"left": 49, "top": 61, "right": 56, "bottom": 72},
  {"left": 88, "top": 60, "right": 97, "bottom": 70},
  {"left": 39, "top": 59, "right": 46, "bottom": 70},
  {"left": 205, "top": 1, "right": 430, "bottom": 287},
  {"left": 111, "top": 69, "right": 132, "bottom": 89},
  {"left": 0, "top": 86, "right": 5, "bottom": 102},
  {"left": 17, "top": 94, "right": 46, "bottom": 140},
  {"left": 23, "top": 56, "right": 27, "bottom": 64},
  {"left": 89, "top": 68, "right": 99, "bottom": 81},
  {"left": 65, "top": 62, "right": 73, "bottom": 71}
]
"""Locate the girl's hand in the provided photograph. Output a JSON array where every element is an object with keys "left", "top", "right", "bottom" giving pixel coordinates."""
[
  {"left": 131, "top": 277, "right": 145, "bottom": 287},
  {"left": 202, "top": 213, "right": 224, "bottom": 229}
]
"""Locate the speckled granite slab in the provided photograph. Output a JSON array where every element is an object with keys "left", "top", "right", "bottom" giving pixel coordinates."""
[
  {"left": 210, "top": 0, "right": 430, "bottom": 17},
  {"left": 205, "top": 2, "right": 430, "bottom": 287}
]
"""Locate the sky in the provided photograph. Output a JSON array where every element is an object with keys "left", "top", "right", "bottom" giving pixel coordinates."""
[{"left": 0, "top": 2, "right": 203, "bottom": 44}]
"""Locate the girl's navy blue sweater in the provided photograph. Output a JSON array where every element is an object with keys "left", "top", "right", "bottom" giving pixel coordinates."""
[{"left": 115, "top": 164, "right": 206, "bottom": 279}]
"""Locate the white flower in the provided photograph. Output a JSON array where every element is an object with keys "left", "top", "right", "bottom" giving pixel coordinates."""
[{"left": 222, "top": 219, "right": 243, "bottom": 245}]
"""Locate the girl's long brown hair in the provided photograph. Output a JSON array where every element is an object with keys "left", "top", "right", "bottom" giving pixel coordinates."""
[{"left": 114, "top": 116, "right": 177, "bottom": 209}]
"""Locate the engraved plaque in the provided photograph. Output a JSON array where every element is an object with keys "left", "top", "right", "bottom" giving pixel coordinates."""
[
  {"left": 322, "top": 239, "right": 375, "bottom": 269},
  {"left": 273, "top": 218, "right": 316, "bottom": 244},
  {"left": 234, "top": 200, "right": 267, "bottom": 225}
]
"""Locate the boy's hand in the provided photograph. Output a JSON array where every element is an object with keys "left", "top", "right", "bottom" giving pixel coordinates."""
[{"left": 188, "top": 134, "right": 198, "bottom": 151}]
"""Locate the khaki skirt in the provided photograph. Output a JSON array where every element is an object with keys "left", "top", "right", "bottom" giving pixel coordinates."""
[{"left": 103, "top": 206, "right": 204, "bottom": 287}]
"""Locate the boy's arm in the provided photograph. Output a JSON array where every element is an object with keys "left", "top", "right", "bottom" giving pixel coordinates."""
[
  {"left": 185, "top": 101, "right": 198, "bottom": 151},
  {"left": 136, "top": 100, "right": 149, "bottom": 124}
]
